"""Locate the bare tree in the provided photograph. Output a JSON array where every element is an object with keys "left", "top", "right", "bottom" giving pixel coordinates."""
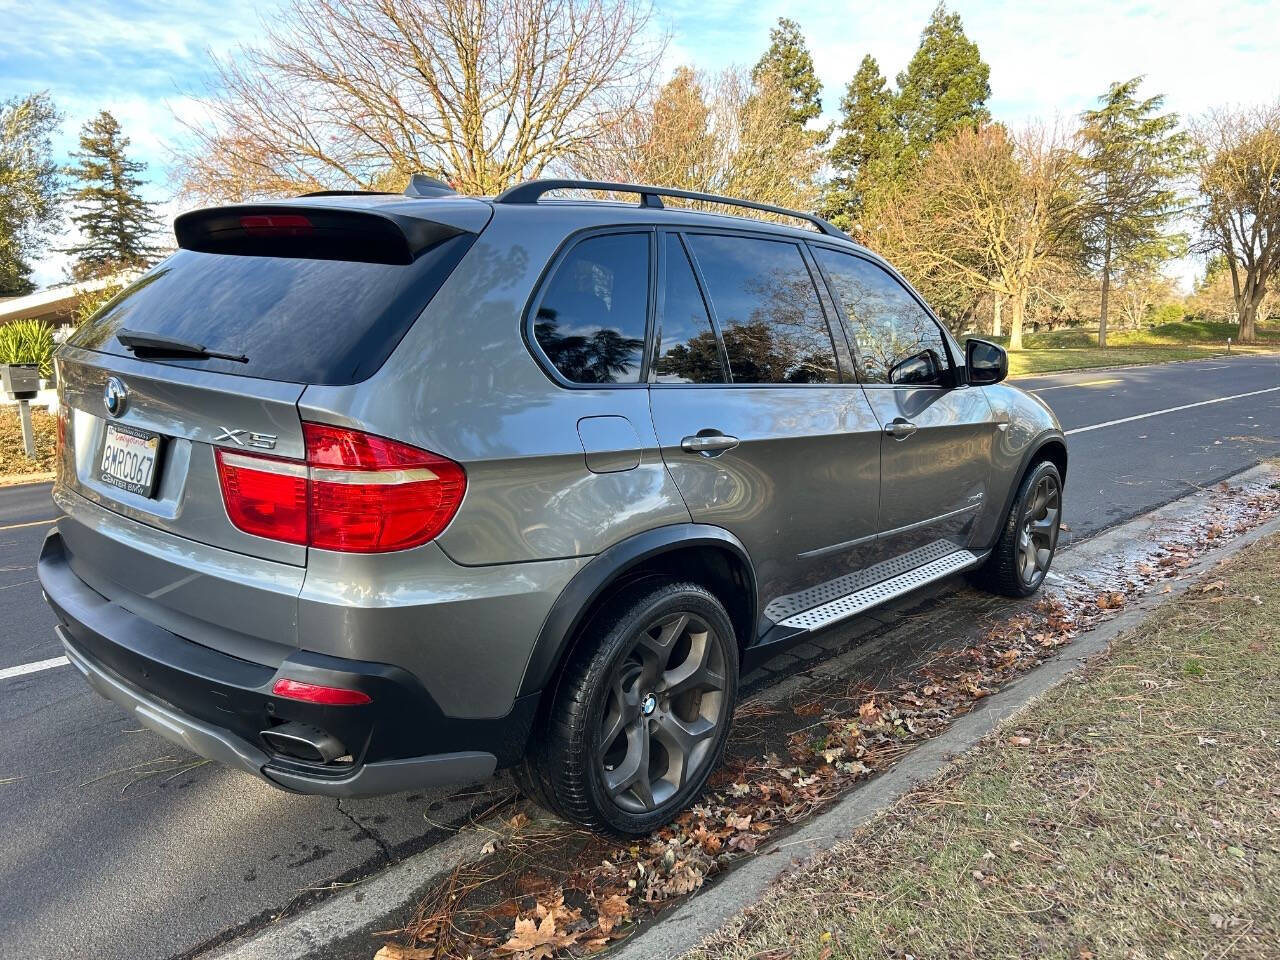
[
  {"left": 866, "top": 123, "right": 1083, "bottom": 349},
  {"left": 1192, "top": 101, "right": 1280, "bottom": 342},
  {"left": 575, "top": 66, "right": 822, "bottom": 216},
  {"left": 175, "top": 0, "right": 664, "bottom": 201}
]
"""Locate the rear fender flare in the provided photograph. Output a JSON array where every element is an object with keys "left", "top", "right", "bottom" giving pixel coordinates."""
[{"left": 517, "top": 524, "right": 756, "bottom": 699}]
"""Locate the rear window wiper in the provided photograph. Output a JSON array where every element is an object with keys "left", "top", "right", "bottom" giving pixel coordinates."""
[{"left": 116, "top": 329, "right": 249, "bottom": 363}]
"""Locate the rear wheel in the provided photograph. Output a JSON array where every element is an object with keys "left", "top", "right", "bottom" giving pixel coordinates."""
[
  {"left": 524, "top": 581, "right": 738, "bottom": 834},
  {"left": 974, "top": 460, "right": 1062, "bottom": 598}
]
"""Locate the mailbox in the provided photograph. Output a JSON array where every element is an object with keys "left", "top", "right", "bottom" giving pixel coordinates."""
[{"left": 1, "top": 363, "right": 40, "bottom": 400}]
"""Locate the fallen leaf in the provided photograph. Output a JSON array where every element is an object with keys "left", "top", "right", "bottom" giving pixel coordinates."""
[
  {"left": 1095, "top": 592, "right": 1126, "bottom": 610},
  {"left": 375, "top": 946, "right": 437, "bottom": 960},
  {"left": 858, "top": 699, "right": 883, "bottom": 725},
  {"left": 594, "top": 893, "right": 630, "bottom": 936},
  {"left": 1200, "top": 580, "right": 1225, "bottom": 593},
  {"left": 1009, "top": 736, "right": 1032, "bottom": 747}
]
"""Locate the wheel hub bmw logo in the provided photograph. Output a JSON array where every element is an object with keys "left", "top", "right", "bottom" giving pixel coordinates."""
[
  {"left": 103, "top": 377, "right": 128, "bottom": 418},
  {"left": 641, "top": 693, "right": 657, "bottom": 716}
]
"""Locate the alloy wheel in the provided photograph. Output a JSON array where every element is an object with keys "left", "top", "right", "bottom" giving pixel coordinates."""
[
  {"left": 598, "top": 612, "right": 729, "bottom": 814},
  {"left": 1018, "top": 472, "right": 1061, "bottom": 587}
]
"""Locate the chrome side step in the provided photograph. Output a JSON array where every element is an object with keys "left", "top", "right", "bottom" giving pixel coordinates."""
[{"left": 776, "top": 549, "right": 980, "bottom": 631}]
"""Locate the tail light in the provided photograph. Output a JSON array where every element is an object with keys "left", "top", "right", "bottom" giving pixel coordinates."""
[
  {"left": 272, "top": 678, "right": 371, "bottom": 706},
  {"left": 215, "top": 425, "right": 465, "bottom": 552}
]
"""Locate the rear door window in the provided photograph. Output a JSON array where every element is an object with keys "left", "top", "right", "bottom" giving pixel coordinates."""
[
  {"left": 532, "top": 233, "right": 650, "bottom": 385},
  {"left": 69, "top": 236, "right": 474, "bottom": 386},
  {"left": 654, "top": 234, "right": 726, "bottom": 384},
  {"left": 814, "top": 248, "right": 951, "bottom": 384},
  {"left": 685, "top": 234, "right": 838, "bottom": 385}
]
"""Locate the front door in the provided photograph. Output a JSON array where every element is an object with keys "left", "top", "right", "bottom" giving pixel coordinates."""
[
  {"left": 812, "top": 246, "right": 997, "bottom": 562},
  {"left": 647, "top": 231, "right": 883, "bottom": 615}
]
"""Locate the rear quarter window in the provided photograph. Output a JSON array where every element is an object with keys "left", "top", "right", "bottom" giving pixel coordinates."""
[
  {"left": 69, "top": 235, "right": 474, "bottom": 385},
  {"left": 531, "top": 232, "right": 650, "bottom": 385}
]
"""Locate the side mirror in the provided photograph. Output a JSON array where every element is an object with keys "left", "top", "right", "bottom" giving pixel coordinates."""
[
  {"left": 966, "top": 338, "right": 1007, "bottom": 385},
  {"left": 888, "top": 349, "right": 941, "bottom": 386}
]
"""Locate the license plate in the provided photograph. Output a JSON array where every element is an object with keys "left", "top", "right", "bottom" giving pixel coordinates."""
[{"left": 100, "top": 423, "right": 163, "bottom": 497}]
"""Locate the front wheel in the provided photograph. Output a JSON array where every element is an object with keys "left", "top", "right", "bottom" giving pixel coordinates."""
[
  {"left": 525, "top": 580, "right": 739, "bottom": 835},
  {"left": 974, "top": 460, "right": 1062, "bottom": 598}
]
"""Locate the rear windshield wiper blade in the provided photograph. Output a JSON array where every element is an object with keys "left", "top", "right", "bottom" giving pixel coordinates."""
[{"left": 116, "top": 329, "right": 249, "bottom": 363}]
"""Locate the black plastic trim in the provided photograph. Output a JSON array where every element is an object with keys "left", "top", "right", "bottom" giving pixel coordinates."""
[{"left": 518, "top": 523, "right": 757, "bottom": 697}]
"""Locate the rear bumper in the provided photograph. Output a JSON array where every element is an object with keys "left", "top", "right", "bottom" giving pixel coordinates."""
[{"left": 39, "top": 529, "right": 536, "bottom": 797}]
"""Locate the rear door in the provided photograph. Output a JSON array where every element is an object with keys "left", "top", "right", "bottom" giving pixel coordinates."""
[
  {"left": 648, "top": 230, "right": 883, "bottom": 616},
  {"left": 812, "top": 246, "right": 996, "bottom": 562}
]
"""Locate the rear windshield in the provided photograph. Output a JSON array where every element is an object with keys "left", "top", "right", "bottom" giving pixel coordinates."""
[{"left": 70, "top": 235, "right": 474, "bottom": 385}]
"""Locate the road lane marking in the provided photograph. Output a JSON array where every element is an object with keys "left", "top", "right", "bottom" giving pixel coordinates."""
[
  {"left": 0, "top": 518, "right": 56, "bottom": 532},
  {"left": 1031, "top": 378, "right": 1122, "bottom": 393},
  {"left": 0, "top": 656, "right": 69, "bottom": 681},
  {"left": 1066, "top": 386, "right": 1280, "bottom": 436}
]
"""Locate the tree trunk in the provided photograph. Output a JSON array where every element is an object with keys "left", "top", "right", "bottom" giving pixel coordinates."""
[
  {"left": 1009, "top": 291, "right": 1025, "bottom": 351},
  {"left": 1098, "top": 238, "right": 1111, "bottom": 349},
  {"left": 1239, "top": 293, "right": 1260, "bottom": 342},
  {"left": 992, "top": 294, "right": 1002, "bottom": 337}
]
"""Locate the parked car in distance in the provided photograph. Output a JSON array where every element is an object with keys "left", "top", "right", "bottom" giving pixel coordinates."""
[{"left": 39, "top": 177, "right": 1065, "bottom": 834}]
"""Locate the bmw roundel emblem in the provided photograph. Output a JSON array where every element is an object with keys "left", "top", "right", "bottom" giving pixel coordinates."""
[{"left": 103, "top": 376, "right": 128, "bottom": 418}]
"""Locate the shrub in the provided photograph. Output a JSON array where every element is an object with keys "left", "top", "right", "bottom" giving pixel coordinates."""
[{"left": 0, "top": 318, "right": 56, "bottom": 378}]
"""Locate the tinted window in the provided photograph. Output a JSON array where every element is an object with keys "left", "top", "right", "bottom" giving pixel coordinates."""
[
  {"left": 686, "top": 234, "right": 837, "bottom": 385},
  {"left": 815, "top": 249, "right": 950, "bottom": 385},
  {"left": 654, "top": 235, "right": 726, "bottom": 384},
  {"left": 70, "top": 237, "right": 474, "bottom": 385},
  {"left": 533, "top": 233, "right": 649, "bottom": 384}
]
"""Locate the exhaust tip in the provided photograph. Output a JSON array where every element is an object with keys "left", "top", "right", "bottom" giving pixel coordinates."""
[{"left": 262, "top": 721, "right": 347, "bottom": 764}]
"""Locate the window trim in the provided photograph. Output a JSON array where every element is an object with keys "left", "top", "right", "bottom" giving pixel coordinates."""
[
  {"left": 649, "top": 230, "right": 730, "bottom": 385},
  {"left": 667, "top": 227, "right": 852, "bottom": 389},
  {"left": 522, "top": 226, "right": 657, "bottom": 390},
  {"left": 807, "top": 241, "right": 962, "bottom": 390}
]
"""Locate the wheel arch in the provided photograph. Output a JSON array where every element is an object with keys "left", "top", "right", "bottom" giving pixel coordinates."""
[
  {"left": 517, "top": 525, "right": 757, "bottom": 700},
  {"left": 982, "top": 431, "right": 1068, "bottom": 552}
]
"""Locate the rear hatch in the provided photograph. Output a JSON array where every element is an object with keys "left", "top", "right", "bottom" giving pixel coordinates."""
[{"left": 53, "top": 194, "right": 489, "bottom": 659}]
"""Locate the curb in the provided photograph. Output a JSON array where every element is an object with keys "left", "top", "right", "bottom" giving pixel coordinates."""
[
  {"left": 609, "top": 506, "right": 1280, "bottom": 959},
  {"left": 199, "top": 464, "right": 1280, "bottom": 960}
]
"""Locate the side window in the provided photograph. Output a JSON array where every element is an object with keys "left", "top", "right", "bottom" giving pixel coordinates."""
[
  {"left": 686, "top": 234, "right": 838, "bottom": 385},
  {"left": 815, "top": 249, "right": 951, "bottom": 385},
  {"left": 654, "top": 234, "right": 726, "bottom": 384},
  {"left": 533, "top": 233, "right": 649, "bottom": 384}
]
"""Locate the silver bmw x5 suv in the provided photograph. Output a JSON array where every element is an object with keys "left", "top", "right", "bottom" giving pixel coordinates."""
[{"left": 39, "top": 177, "right": 1066, "bottom": 834}]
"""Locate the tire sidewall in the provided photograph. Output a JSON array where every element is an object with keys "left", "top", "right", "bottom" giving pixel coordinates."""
[
  {"left": 579, "top": 582, "right": 739, "bottom": 835},
  {"left": 1008, "top": 460, "right": 1062, "bottom": 593}
]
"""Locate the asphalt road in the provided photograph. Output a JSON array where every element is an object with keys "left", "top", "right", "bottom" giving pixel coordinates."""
[{"left": 0, "top": 352, "right": 1276, "bottom": 960}]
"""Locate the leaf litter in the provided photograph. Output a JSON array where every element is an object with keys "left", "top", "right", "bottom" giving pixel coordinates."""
[{"left": 371, "top": 477, "right": 1280, "bottom": 959}]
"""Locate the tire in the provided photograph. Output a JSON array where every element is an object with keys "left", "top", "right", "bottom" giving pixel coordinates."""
[
  {"left": 524, "top": 580, "right": 739, "bottom": 835},
  {"left": 973, "top": 459, "right": 1063, "bottom": 598}
]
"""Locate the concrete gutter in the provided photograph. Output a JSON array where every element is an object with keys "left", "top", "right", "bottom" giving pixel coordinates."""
[
  {"left": 610, "top": 463, "right": 1280, "bottom": 960},
  {"left": 199, "top": 463, "right": 1280, "bottom": 960}
]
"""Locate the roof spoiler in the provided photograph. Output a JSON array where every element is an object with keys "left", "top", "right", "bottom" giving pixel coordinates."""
[{"left": 173, "top": 204, "right": 467, "bottom": 265}]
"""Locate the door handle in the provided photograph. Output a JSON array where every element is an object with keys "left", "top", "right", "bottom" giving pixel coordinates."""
[
  {"left": 681, "top": 432, "right": 740, "bottom": 455},
  {"left": 883, "top": 418, "right": 918, "bottom": 440}
]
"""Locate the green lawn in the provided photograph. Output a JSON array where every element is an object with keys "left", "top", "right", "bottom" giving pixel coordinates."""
[
  {"left": 695, "top": 533, "right": 1280, "bottom": 960},
  {"left": 978, "top": 319, "right": 1280, "bottom": 377}
]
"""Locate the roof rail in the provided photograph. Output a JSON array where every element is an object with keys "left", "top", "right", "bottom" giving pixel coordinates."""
[{"left": 492, "top": 179, "right": 847, "bottom": 238}]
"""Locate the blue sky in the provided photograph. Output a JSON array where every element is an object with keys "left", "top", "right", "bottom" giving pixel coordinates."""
[{"left": 5, "top": 0, "right": 1280, "bottom": 287}]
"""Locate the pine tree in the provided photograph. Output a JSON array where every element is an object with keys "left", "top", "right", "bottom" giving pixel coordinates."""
[
  {"left": 1079, "top": 78, "right": 1188, "bottom": 347},
  {"left": 823, "top": 55, "right": 901, "bottom": 229},
  {"left": 62, "top": 111, "right": 160, "bottom": 279},
  {"left": 751, "top": 17, "right": 822, "bottom": 129},
  {"left": 895, "top": 3, "right": 991, "bottom": 160},
  {"left": 0, "top": 92, "right": 62, "bottom": 296}
]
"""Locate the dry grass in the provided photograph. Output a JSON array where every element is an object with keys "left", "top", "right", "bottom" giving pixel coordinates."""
[
  {"left": 695, "top": 534, "right": 1280, "bottom": 960},
  {"left": 0, "top": 405, "right": 56, "bottom": 478}
]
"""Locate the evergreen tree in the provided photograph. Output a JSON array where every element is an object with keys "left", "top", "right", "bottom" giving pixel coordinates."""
[
  {"left": 751, "top": 17, "right": 822, "bottom": 129},
  {"left": 0, "top": 92, "right": 62, "bottom": 296},
  {"left": 822, "top": 55, "right": 901, "bottom": 229},
  {"left": 1079, "top": 77, "right": 1188, "bottom": 347},
  {"left": 62, "top": 110, "right": 160, "bottom": 279},
  {"left": 895, "top": 3, "right": 991, "bottom": 160}
]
